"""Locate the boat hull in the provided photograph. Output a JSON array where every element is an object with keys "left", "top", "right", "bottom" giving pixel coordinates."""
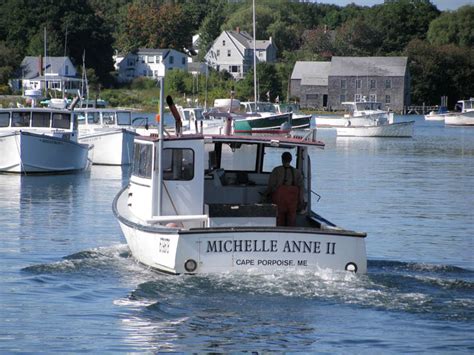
[
  {"left": 291, "top": 114, "right": 312, "bottom": 129},
  {"left": 234, "top": 113, "right": 292, "bottom": 133},
  {"left": 113, "top": 188, "right": 367, "bottom": 274},
  {"left": 336, "top": 121, "right": 414, "bottom": 137},
  {"left": 78, "top": 128, "right": 136, "bottom": 165},
  {"left": 0, "top": 131, "right": 91, "bottom": 173},
  {"left": 444, "top": 112, "right": 474, "bottom": 126}
]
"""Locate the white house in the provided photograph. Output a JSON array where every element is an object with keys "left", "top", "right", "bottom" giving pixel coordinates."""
[
  {"left": 13, "top": 56, "right": 82, "bottom": 94},
  {"left": 205, "top": 29, "right": 277, "bottom": 79},
  {"left": 115, "top": 48, "right": 188, "bottom": 82}
]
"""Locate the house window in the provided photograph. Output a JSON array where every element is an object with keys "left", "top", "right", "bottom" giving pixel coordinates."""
[
  {"left": 355, "top": 94, "right": 362, "bottom": 102},
  {"left": 182, "top": 57, "right": 185, "bottom": 65},
  {"left": 162, "top": 148, "right": 194, "bottom": 181},
  {"left": 385, "top": 79, "right": 392, "bottom": 89},
  {"left": 230, "top": 65, "right": 239, "bottom": 73},
  {"left": 169, "top": 56, "right": 174, "bottom": 64},
  {"left": 340, "top": 94, "right": 346, "bottom": 103},
  {"left": 385, "top": 95, "right": 391, "bottom": 104},
  {"left": 356, "top": 79, "right": 362, "bottom": 89},
  {"left": 222, "top": 40, "right": 226, "bottom": 46},
  {"left": 370, "top": 79, "right": 376, "bottom": 89},
  {"left": 306, "top": 94, "right": 318, "bottom": 100},
  {"left": 65, "top": 65, "right": 69, "bottom": 75},
  {"left": 227, "top": 49, "right": 231, "bottom": 57},
  {"left": 128, "top": 59, "right": 134, "bottom": 66},
  {"left": 369, "top": 94, "right": 377, "bottom": 102},
  {"left": 147, "top": 56, "right": 154, "bottom": 63},
  {"left": 259, "top": 51, "right": 263, "bottom": 57},
  {"left": 341, "top": 80, "right": 346, "bottom": 89},
  {"left": 143, "top": 70, "right": 147, "bottom": 76},
  {"left": 217, "top": 50, "right": 220, "bottom": 56}
]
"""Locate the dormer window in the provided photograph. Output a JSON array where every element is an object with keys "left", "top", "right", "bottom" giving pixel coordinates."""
[{"left": 65, "top": 65, "right": 69, "bottom": 75}]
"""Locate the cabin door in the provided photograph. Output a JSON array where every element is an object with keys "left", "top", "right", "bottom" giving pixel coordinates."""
[{"left": 160, "top": 140, "right": 204, "bottom": 228}]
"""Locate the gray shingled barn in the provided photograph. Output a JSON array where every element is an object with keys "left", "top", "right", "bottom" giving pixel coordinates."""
[{"left": 291, "top": 57, "right": 410, "bottom": 112}]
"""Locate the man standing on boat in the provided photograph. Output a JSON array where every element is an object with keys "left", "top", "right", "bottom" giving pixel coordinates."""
[{"left": 266, "top": 152, "right": 304, "bottom": 227}]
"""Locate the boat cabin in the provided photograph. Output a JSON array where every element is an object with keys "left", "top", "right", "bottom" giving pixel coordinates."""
[
  {"left": 241, "top": 102, "right": 277, "bottom": 114},
  {"left": 74, "top": 109, "right": 133, "bottom": 127},
  {"left": 0, "top": 108, "right": 76, "bottom": 134},
  {"left": 126, "top": 134, "right": 325, "bottom": 229},
  {"left": 455, "top": 98, "right": 474, "bottom": 113},
  {"left": 342, "top": 101, "right": 383, "bottom": 113}
]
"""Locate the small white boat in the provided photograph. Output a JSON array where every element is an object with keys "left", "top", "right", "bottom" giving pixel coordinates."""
[
  {"left": 113, "top": 129, "right": 367, "bottom": 275},
  {"left": 444, "top": 98, "right": 474, "bottom": 126},
  {"left": 177, "top": 106, "right": 226, "bottom": 135},
  {"left": 0, "top": 107, "right": 92, "bottom": 174},
  {"left": 425, "top": 107, "right": 448, "bottom": 122},
  {"left": 334, "top": 101, "right": 414, "bottom": 137},
  {"left": 75, "top": 108, "right": 137, "bottom": 165}
]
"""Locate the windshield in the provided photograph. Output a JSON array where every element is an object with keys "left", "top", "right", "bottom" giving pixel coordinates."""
[{"left": 356, "top": 102, "right": 381, "bottom": 111}]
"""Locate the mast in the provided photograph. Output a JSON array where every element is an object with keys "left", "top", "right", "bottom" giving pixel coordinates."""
[
  {"left": 156, "top": 76, "right": 165, "bottom": 216},
  {"left": 252, "top": 0, "right": 257, "bottom": 105},
  {"left": 44, "top": 27, "right": 48, "bottom": 98}
]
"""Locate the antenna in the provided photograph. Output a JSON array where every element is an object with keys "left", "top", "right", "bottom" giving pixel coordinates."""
[{"left": 253, "top": 0, "right": 257, "bottom": 104}]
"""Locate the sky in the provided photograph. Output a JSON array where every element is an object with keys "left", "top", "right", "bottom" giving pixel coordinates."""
[{"left": 313, "top": 0, "right": 473, "bottom": 11}]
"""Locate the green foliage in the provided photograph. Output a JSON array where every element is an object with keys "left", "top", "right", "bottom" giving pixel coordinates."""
[
  {"left": 427, "top": 5, "right": 474, "bottom": 47},
  {"left": 130, "top": 77, "right": 158, "bottom": 90},
  {"left": 405, "top": 39, "right": 474, "bottom": 106}
]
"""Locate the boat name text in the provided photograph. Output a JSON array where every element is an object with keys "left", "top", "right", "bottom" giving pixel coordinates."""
[{"left": 206, "top": 239, "right": 336, "bottom": 255}]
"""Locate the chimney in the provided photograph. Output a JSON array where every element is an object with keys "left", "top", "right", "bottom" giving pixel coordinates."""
[{"left": 236, "top": 27, "right": 240, "bottom": 33}]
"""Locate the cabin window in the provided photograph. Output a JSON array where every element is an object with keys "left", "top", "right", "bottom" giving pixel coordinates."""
[
  {"left": 12, "top": 112, "right": 30, "bottom": 127},
  {"left": 32, "top": 112, "right": 51, "bottom": 127},
  {"left": 162, "top": 148, "right": 194, "bottom": 181},
  {"left": 117, "top": 112, "right": 131, "bottom": 125},
  {"left": 87, "top": 112, "right": 100, "bottom": 124},
  {"left": 103, "top": 112, "right": 116, "bottom": 125},
  {"left": 132, "top": 143, "right": 153, "bottom": 178},
  {"left": 220, "top": 143, "right": 257, "bottom": 171},
  {"left": 0, "top": 112, "right": 10, "bottom": 127},
  {"left": 52, "top": 113, "right": 71, "bottom": 129},
  {"left": 262, "top": 147, "right": 297, "bottom": 173}
]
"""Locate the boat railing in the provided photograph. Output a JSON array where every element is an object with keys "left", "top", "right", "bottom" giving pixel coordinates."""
[
  {"left": 147, "top": 214, "right": 209, "bottom": 226},
  {"left": 311, "top": 190, "right": 321, "bottom": 202}
]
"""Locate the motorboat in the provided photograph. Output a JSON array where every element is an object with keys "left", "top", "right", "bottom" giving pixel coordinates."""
[
  {"left": 75, "top": 108, "right": 137, "bottom": 165},
  {"left": 425, "top": 106, "right": 448, "bottom": 122},
  {"left": 0, "top": 107, "right": 92, "bottom": 174},
  {"left": 235, "top": 101, "right": 292, "bottom": 134},
  {"left": 444, "top": 98, "right": 474, "bottom": 126},
  {"left": 335, "top": 101, "right": 414, "bottom": 137},
  {"left": 274, "top": 103, "right": 312, "bottom": 129},
  {"left": 177, "top": 106, "right": 226, "bottom": 135},
  {"left": 112, "top": 125, "right": 367, "bottom": 274}
]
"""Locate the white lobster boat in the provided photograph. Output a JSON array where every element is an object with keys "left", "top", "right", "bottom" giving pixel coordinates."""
[
  {"left": 335, "top": 101, "right": 414, "bottom": 137},
  {"left": 113, "top": 131, "right": 367, "bottom": 275},
  {"left": 75, "top": 109, "right": 137, "bottom": 165},
  {"left": 444, "top": 98, "right": 474, "bottom": 126},
  {"left": 0, "top": 107, "right": 92, "bottom": 174}
]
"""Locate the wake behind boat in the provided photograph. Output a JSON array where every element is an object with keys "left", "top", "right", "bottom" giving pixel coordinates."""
[{"left": 0, "top": 106, "right": 92, "bottom": 174}]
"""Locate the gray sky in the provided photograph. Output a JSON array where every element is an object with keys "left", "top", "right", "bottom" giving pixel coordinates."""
[{"left": 313, "top": 0, "right": 473, "bottom": 11}]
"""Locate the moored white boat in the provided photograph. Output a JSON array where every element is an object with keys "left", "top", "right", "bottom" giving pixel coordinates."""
[
  {"left": 113, "top": 130, "right": 367, "bottom": 275},
  {"left": 0, "top": 107, "right": 92, "bottom": 174},
  {"left": 333, "top": 101, "right": 414, "bottom": 137},
  {"left": 444, "top": 98, "right": 474, "bottom": 126},
  {"left": 75, "top": 108, "right": 137, "bottom": 165}
]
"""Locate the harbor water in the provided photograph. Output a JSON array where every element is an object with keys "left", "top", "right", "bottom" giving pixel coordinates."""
[{"left": 0, "top": 116, "right": 472, "bottom": 352}]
